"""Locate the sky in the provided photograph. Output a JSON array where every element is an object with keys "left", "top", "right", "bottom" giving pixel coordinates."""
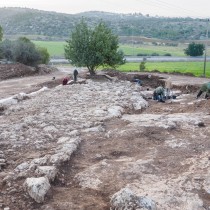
[{"left": 0, "top": 0, "right": 209, "bottom": 19}]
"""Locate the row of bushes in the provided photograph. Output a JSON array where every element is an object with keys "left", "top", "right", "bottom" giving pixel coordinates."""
[{"left": 137, "top": 53, "right": 172, "bottom": 56}]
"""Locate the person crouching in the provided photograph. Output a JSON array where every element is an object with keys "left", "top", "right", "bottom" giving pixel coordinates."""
[{"left": 153, "top": 86, "right": 165, "bottom": 102}]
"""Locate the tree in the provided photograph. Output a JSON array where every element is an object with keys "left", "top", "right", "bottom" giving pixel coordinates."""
[
  {"left": 0, "top": 39, "right": 14, "bottom": 60},
  {"left": 65, "top": 20, "right": 125, "bottom": 75},
  {"left": 184, "top": 42, "right": 205, "bottom": 56},
  {"left": 0, "top": 25, "right": 3, "bottom": 42},
  {"left": 13, "top": 37, "right": 41, "bottom": 66}
]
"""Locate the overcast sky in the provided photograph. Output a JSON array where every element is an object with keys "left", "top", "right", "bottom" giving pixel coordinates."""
[{"left": 0, "top": 0, "right": 209, "bottom": 19}]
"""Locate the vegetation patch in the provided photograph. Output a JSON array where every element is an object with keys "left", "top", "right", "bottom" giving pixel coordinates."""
[{"left": 116, "top": 62, "right": 210, "bottom": 77}]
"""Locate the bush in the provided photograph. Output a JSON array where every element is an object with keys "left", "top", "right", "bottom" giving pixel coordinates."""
[
  {"left": 37, "top": 47, "right": 50, "bottom": 64},
  {"left": 151, "top": 53, "right": 159, "bottom": 56},
  {"left": 0, "top": 37, "right": 50, "bottom": 66},
  {"left": 139, "top": 60, "right": 146, "bottom": 71},
  {"left": 14, "top": 37, "right": 41, "bottom": 66},
  {"left": 164, "top": 53, "right": 172, "bottom": 56},
  {"left": 137, "top": 53, "right": 149, "bottom": 56},
  {"left": 184, "top": 42, "right": 205, "bottom": 56},
  {"left": 0, "top": 39, "right": 14, "bottom": 61}
]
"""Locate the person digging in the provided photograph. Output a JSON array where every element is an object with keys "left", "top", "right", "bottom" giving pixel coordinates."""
[{"left": 196, "top": 82, "right": 210, "bottom": 99}]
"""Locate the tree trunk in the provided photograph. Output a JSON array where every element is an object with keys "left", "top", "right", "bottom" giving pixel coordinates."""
[{"left": 89, "top": 68, "right": 96, "bottom": 76}]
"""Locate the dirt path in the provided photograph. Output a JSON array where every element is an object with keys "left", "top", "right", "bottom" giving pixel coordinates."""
[{"left": 0, "top": 66, "right": 88, "bottom": 99}]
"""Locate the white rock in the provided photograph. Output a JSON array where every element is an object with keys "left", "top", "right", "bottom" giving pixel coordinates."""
[
  {"left": 110, "top": 187, "right": 157, "bottom": 210},
  {"left": 0, "top": 97, "right": 18, "bottom": 106},
  {"left": 30, "top": 156, "right": 50, "bottom": 166},
  {"left": 13, "top": 92, "right": 28, "bottom": 101},
  {"left": 69, "top": 130, "right": 80, "bottom": 137},
  {"left": 83, "top": 125, "right": 105, "bottom": 133},
  {"left": 35, "top": 166, "right": 58, "bottom": 182},
  {"left": 57, "top": 137, "right": 70, "bottom": 144},
  {"left": 94, "top": 109, "right": 108, "bottom": 117},
  {"left": 28, "top": 87, "right": 48, "bottom": 96},
  {"left": 24, "top": 177, "right": 51, "bottom": 203},
  {"left": 43, "top": 125, "right": 58, "bottom": 133},
  {"left": 14, "top": 162, "right": 29, "bottom": 172},
  {"left": 108, "top": 106, "right": 124, "bottom": 117},
  {"left": 49, "top": 153, "right": 70, "bottom": 164}
]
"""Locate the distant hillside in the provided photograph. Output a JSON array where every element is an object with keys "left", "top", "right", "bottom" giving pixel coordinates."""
[{"left": 0, "top": 7, "right": 208, "bottom": 41}]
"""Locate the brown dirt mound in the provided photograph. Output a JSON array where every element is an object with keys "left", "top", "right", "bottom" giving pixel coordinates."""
[
  {"left": 0, "top": 63, "right": 37, "bottom": 80},
  {"left": 36, "top": 64, "right": 58, "bottom": 75},
  {"left": 0, "top": 63, "right": 58, "bottom": 81},
  {"left": 173, "top": 84, "right": 200, "bottom": 93}
]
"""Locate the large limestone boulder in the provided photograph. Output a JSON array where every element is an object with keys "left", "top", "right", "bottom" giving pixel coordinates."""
[
  {"left": 110, "top": 187, "right": 157, "bottom": 210},
  {"left": 23, "top": 177, "right": 51, "bottom": 203}
]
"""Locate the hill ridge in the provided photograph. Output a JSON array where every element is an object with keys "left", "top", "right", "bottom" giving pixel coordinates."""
[{"left": 0, "top": 7, "right": 207, "bottom": 41}]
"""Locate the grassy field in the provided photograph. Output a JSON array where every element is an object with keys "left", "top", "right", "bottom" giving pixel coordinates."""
[
  {"left": 116, "top": 62, "right": 210, "bottom": 77},
  {"left": 33, "top": 40, "right": 186, "bottom": 57},
  {"left": 33, "top": 40, "right": 210, "bottom": 77},
  {"left": 33, "top": 41, "right": 66, "bottom": 57},
  {"left": 119, "top": 45, "right": 186, "bottom": 57}
]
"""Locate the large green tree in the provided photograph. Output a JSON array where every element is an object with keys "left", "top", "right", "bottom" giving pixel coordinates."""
[
  {"left": 65, "top": 20, "right": 125, "bottom": 75},
  {"left": 184, "top": 42, "right": 205, "bottom": 56}
]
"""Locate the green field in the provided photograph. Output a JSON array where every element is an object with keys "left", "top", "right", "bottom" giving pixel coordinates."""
[
  {"left": 33, "top": 40, "right": 210, "bottom": 77},
  {"left": 33, "top": 41, "right": 66, "bottom": 57},
  {"left": 33, "top": 40, "right": 186, "bottom": 57},
  {"left": 119, "top": 45, "right": 186, "bottom": 57},
  {"left": 116, "top": 62, "right": 210, "bottom": 77}
]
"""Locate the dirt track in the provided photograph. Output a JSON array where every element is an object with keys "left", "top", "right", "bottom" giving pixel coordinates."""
[{"left": 0, "top": 66, "right": 210, "bottom": 210}]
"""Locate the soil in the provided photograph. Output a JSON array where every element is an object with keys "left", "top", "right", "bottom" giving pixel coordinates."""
[{"left": 0, "top": 65, "right": 210, "bottom": 210}]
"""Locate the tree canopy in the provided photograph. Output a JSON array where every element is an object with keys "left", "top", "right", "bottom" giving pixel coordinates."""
[
  {"left": 65, "top": 20, "right": 125, "bottom": 75},
  {"left": 184, "top": 42, "right": 205, "bottom": 56}
]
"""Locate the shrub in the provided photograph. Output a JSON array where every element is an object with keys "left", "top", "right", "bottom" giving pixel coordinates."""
[
  {"left": 139, "top": 58, "right": 146, "bottom": 71},
  {"left": 151, "top": 53, "right": 159, "bottom": 56},
  {"left": 164, "top": 53, "right": 172, "bottom": 56}
]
